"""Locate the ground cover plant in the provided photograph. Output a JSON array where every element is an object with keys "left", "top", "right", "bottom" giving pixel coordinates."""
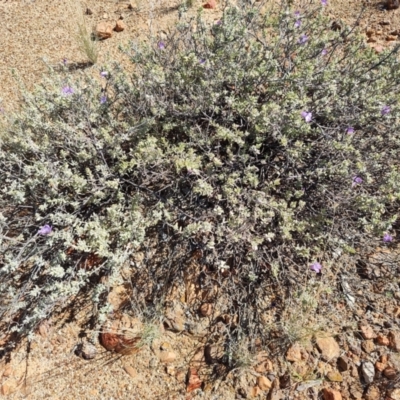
[{"left": 1, "top": 0, "right": 400, "bottom": 359}]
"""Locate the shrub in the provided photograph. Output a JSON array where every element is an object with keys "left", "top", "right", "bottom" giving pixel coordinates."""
[{"left": 1, "top": 1, "right": 400, "bottom": 348}]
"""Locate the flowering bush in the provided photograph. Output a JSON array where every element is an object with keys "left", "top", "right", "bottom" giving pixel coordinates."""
[{"left": 1, "top": 1, "right": 400, "bottom": 346}]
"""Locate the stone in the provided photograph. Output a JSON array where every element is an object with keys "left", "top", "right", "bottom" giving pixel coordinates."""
[
  {"left": 337, "top": 356, "right": 350, "bottom": 371},
  {"left": 376, "top": 334, "right": 390, "bottom": 346},
  {"left": 85, "top": 7, "right": 93, "bottom": 15},
  {"left": 389, "top": 331, "right": 400, "bottom": 351},
  {"left": 159, "top": 351, "right": 177, "bottom": 364},
  {"left": 95, "top": 21, "right": 113, "bottom": 40},
  {"left": 187, "top": 368, "right": 202, "bottom": 393},
  {"left": 326, "top": 371, "right": 343, "bottom": 382},
  {"left": 257, "top": 376, "right": 272, "bottom": 391},
  {"left": 387, "top": 35, "right": 398, "bottom": 41},
  {"left": 315, "top": 337, "right": 341, "bottom": 360},
  {"left": 384, "top": 367, "right": 397, "bottom": 380},
  {"left": 114, "top": 20, "right": 125, "bottom": 32},
  {"left": 375, "top": 361, "right": 386, "bottom": 372},
  {"left": 389, "top": 389, "right": 400, "bottom": 400},
  {"left": 360, "top": 323, "right": 377, "bottom": 340},
  {"left": 203, "top": 0, "right": 216, "bottom": 9},
  {"left": 362, "top": 340, "right": 375, "bottom": 354},
  {"left": 361, "top": 361, "right": 375, "bottom": 384},
  {"left": 166, "top": 365, "right": 175, "bottom": 376},
  {"left": 199, "top": 303, "right": 213, "bottom": 317},
  {"left": 123, "top": 364, "right": 137, "bottom": 379},
  {"left": 204, "top": 345, "right": 223, "bottom": 364},
  {"left": 80, "top": 341, "right": 97, "bottom": 360},
  {"left": 249, "top": 386, "right": 261, "bottom": 397},
  {"left": 322, "top": 388, "right": 342, "bottom": 400},
  {"left": 364, "top": 386, "right": 381, "bottom": 400},
  {"left": 370, "top": 43, "right": 383, "bottom": 54},
  {"left": 386, "top": 0, "right": 400, "bottom": 10},
  {"left": 286, "top": 344, "right": 302, "bottom": 362}
]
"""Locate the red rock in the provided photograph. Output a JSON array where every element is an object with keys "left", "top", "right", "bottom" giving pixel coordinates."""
[
  {"left": 187, "top": 368, "right": 202, "bottom": 393},
  {"left": 203, "top": 0, "right": 216, "bottom": 9},
  {"left": 323, "top": 388, "right": 342, "bottom": 400}
]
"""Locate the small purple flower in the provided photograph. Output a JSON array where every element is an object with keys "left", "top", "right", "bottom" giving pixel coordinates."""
[
  {"left": 321, "top": 48, "right": 327, "bottom": 56},
  {"left": 38, "top": 224, "right": 53, "bottom": 236},
  {"left": 100, "top": 71, "right": 108, "bottom": 78},
  {"left": 295, "top": 19, "right": 301, "bottom": 28},
  {"left": 62, "top": 58, "right": 68, "bottom": 66},
  {"left": 321, "top": 0, "right": 327, "bottom": 5},
  {"left": 215, "top": 20, "right": 222, "bottom": 25},
  {"left": 383, "top": 233, "right": 393, "bottom": 243},
  {"left": 310, "top": 262, "right": 322, "bottom": 273},
  {"left": 381, "top": 105, "right": 391, "bottom": 115},
  {"left": 199, "top": 58, "right": 206, "bottom": 64},
  {"left": 346, "top": 126, "right": 354, "bottom": 134},
  {"left": 61, "top": 86, "right": 74, "bottom": 96},
  {"left": 301, "top": 111, "right": 312, "bottom": 122},
  {"left": 294, "top": 10, "right": 300, "bottom": 17},
  {"left": 352, "top": 176, "right": 363, "bottom": 187},
  {"left": 158, "top": 41, "right": 165, "bottom": 50},
  {"left": 100, "top": 95, "right": 107, "bottom": 104},
  {"left": 299, "top": 34, "right": 308, "bottom": 45}
]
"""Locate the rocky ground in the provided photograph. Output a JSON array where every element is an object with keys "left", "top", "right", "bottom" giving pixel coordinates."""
[{"left": 2, "top": 0, "right": 400, "bottom": 399}]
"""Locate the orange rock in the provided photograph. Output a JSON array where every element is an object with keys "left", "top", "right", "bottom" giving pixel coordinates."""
[
  {"left": 96, "top": 21, "right": 113, "bottom": 39},
  {"left": 257, "top": 376, "right": 272, "bottom": 391},
  {"left": 114, "top": 20, "right": 125, "bottom": 32},
  {"left": 203, "top": 0, "right": 216, "bottom": 9},
  {"left": 286, "top": 344, "right": 302, "bottom": 362},
  {"left": 323, "top": 388, "right": 342, "bottom": 400},
  {"left": 315, "top": 337, "right": 340, "bottom": 360},
  {"left": 159, "top": 351, "right": 177, "bottom": 364},
  {"left": 186, "top": 368, "right": 202, "bottom": 393},
  {"left": 384, "top": 367, "right": 397, "bottom": 380},
  {"left": 376, "top": 334, "right": 390, "bottom": 346},
  {"left": 199, "top": 303, "right": 213, "bottom": 317},
  {"left": 360, "top": 323, "right": 377, "bottom": 340},
  {"left": 375, "top": 361, "right": 386, "bottom": 372},
  {"left": 123, "top": 365, "right": 137, "bottom": 379}
]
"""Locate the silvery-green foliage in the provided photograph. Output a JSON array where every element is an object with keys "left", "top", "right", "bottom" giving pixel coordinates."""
[{"left": 1, "top": 1, "right": 400, "bottom": 344}]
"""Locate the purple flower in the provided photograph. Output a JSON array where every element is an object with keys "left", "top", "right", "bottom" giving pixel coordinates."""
[
  {"left": 215, "top": 20, "right": 222, "bottom": 25},
  {"left": 61, "top": 86, "right": 74, "bottom": 96},
  {"left": 294, "top": 10, "right": 300, "bottom": 17},
  {"left": 346, "top": 126, "right": 354, "bottom": 134},
  {"left": 310, "top": 262, "right": 322, "bottom": 273},
  {"left": 299, "top": 34, "right": 308, "bottom": 45},
  {"left": 62, "top": 58, "right": 68, "bottom": 65},
  {"left": 383, "top": 233, "right": 393, "bottom": 243},
  {"left": 100, "top": 95, "right": 107, "bottom": 104},
  {"left": 38, "top": 225, "right": 53, "bottom": 236},
  {"left": 301, "top": 111, "right": 312, "bottom": 122},
  {"left": 199, "top": 58, "right": 206, "bottom": 64},
  {"left": 158, "top": 41, "right": 165, "bottom": 50},
  {"left": 100, "top": 71, "right": 108, "bottom": 78},
  {"left": 321, "top": 48, "right": 327, "bottom": 56},
  {"left": 321, "top": 0, "right": 327, "bottom": 5},
  {"left": 295, "top": 19, "right": 301, "bottom": 28},
  {"left": 381, "top": 105, "right": 391, "bottom": 115},
  {"left": 352, "top": 176, "right": 363, "bottom": 187}
]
